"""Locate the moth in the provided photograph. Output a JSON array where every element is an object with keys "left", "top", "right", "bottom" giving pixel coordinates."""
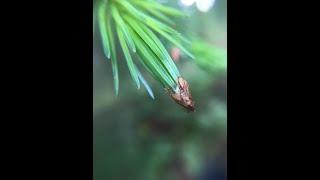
[{"left": 167, "top": 77, "right": 195, "bottom": 112}]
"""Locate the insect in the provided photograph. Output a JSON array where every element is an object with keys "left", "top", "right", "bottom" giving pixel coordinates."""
[{"left": 167, "top": 77, "right": 195, "bottom": 112}]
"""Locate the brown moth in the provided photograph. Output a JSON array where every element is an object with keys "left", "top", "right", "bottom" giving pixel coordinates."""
[{"left": 167, "top": 77, "right": 195, "bottom": 112}]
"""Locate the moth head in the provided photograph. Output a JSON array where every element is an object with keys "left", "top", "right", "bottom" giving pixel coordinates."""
[{"left": 183, "top": 97, "right": 195, "bottom": 112}]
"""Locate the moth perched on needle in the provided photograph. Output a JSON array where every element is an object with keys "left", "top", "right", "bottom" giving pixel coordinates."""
[{"left": 166, "top": 77, "right": 195, "bottom": 112}]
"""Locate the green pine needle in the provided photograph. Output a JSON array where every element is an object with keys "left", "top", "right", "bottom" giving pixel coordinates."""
[
  {"left": 117, "top": 0, "right": 193, "bottom": 58},
  {"left": 106, "top": 17, "right": 119, "bottom": 96},
  {"left": 98, "top": 2, "right": 110, "bottom": 59},
  {"left": 94, "top": 0, "right": 195, "bottom": 97},
  {"left": 116, "top": 25, "right": 140, "bottom": 89},
  {"left": 139, "top": 6, "right": 176, "bottom": 25},
  {"left": 131, "top": 0, "right": 188, "bottom": 17},
  {"left": 123, "top": 16, "right": 178, "bottom": 82},
  {"left": 111, "top": 5, "right": 136, "bottom": 53},
  {"left": 137, "top": 69, "right": 155, "bottom": 99}
]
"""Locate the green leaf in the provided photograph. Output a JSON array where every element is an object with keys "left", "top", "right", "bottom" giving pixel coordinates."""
[
  {"left": 106, "top": 17, "right": 119, "bottom": 96},
  {"left": 138, "top": 22, "right": 180, "bottom": 78},
  {"left": 98, "top": 2, "right": 110, "bottom": 59},
  {"left": 117, "top": 0, "right": 177, "bottom": 35},
  {"left": 152, "top": 25, "right": 195, "bottom": 59},
  {"left": 131, "top": 0, "right": 187, "bottom": 17},
  {"left": 136, "top": 5, "right": 175, "bottom": 25},
  {"left": 116, "top": 0, "right": 193, "bottom": 58},
  {"left": 123, "top": 15, "right": 178, "bottom": 82},
  {"left": 111, "top": 5, "right": 136, "bottom": 52},
  {"left": 137, "top": 69, "right": 155, "bottom": 99},
  {"left": 116, "top": 25, "right": 140, "bottom": 89},
  {"left": 129, "top": 27, "right": 176, "bottom": 89},
  {"left": 95, "top": 0, "right": 196, "bottom": 96},
  {"left": 191, "top": 40, "right": 227, "bottom": 73}
]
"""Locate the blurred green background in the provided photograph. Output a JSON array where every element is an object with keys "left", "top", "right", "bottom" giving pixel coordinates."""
[{"left": 93, "top": 0, "right": 227, "bottom": 179}]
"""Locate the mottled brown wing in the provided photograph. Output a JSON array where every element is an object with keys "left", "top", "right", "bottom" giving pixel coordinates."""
[{"left": 183, "top": 79, "right": 191, "bottom": 97}]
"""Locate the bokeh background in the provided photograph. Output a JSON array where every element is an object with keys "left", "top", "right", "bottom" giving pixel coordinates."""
[{"left": 93, "top": 0, "right": 227, "bottom": 179}]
